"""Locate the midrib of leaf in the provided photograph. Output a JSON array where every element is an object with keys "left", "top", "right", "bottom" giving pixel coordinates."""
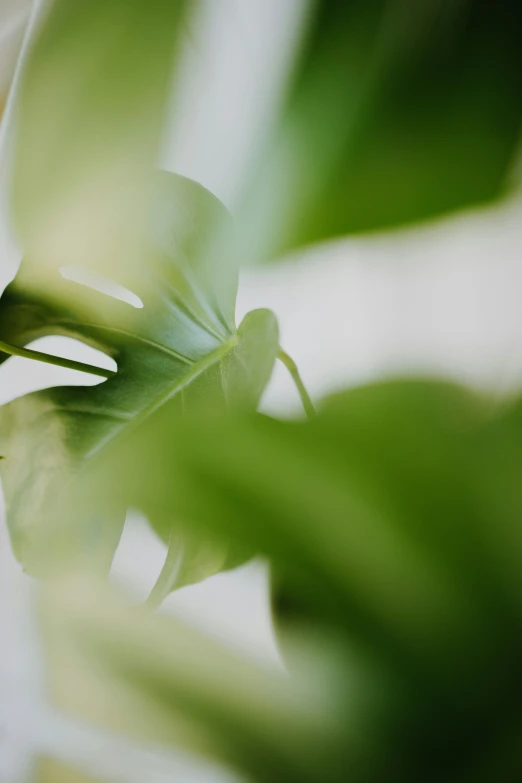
[{"left": 84, "top": 335, "right": 239, "bottom": 460}]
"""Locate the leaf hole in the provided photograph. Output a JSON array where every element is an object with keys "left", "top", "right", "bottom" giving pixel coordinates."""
[
  {"left": 0, "top": 337, "right": 116, "bottom": 405},
  {"left": 59, "top": 266, "right": 144, "bottom": 309}
]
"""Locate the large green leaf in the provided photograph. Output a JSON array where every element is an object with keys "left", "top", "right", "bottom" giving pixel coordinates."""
[
  {"left": 105, "top": 380, "right": 522, "bottom": 700},
  {"left": 10, "top": 0, "right": 189, "bottom": 276},
  {"left": 235, "top": 0, "right": 522, "bottom": 262},
  {"left": 0, "top": 171, "right": 279, "bottom": 585},
  {"left": 40, "top": 380, "right": 522, "bottom": 782}
]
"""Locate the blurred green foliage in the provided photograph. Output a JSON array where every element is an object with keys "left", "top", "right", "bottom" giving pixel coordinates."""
[
  {"left": 235, "top": 0, "right": 522, "bottom": 261},
  {"left": 1, "top": 0, "right": 522, "bottom": 781},
  {"left": 11, "top": 0, "right": 189, "bottom": 274},
  {"left": 42, "top": 380, "right": 522, "bottom": 782}
]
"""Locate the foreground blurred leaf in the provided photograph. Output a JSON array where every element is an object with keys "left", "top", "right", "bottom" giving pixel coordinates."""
[
  {"left": 0, "top": 171, "right": 279, "bottom": 585},
  {"left": 41, "top": 577, "right": 383, "bottom": 783},
  {"left": 10, "top": 0, "right": 189, "bottom": 275},
  {"left": 91, "top": 379, "right": 522, "bottom": 779},
  {"left": 41, "top": 380, "right": 522, "bottom": 781},
  {"left": 236, "top": 0, "right": 522, "bottom": 261}
]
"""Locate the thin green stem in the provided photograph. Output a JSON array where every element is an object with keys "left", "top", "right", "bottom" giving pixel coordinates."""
[
  {"left": 145, "top": 532, "right": 183, "bottom": 611},
  {"left": 0, "top": 339, "right": 115, "bottom": 379},
  {"left": 277, "top": 348, "right": 315, "bottom": 420}
]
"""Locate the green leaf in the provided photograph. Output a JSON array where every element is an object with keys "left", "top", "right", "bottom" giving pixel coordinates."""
[
  {"left": 69, "top": 380, "right": 522, "bottom": 781},
  {"left": 110, "top": 381, "right": 522, "bottom": 684},
  {"left": 0, "top": 171, "right": 279, "bottom": 585},
  {"left": 11, "top": 0, "right": 189, "bottom": 276},
  {"left": 235, "top": 0, "right": 522, "bottom": 261}
]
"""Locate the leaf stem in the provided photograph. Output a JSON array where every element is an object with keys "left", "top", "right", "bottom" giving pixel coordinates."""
[
  {"left": 277, "top": 348, "right": 315, "bottom": 420},
  {"left": 0, "top": 339, "right": 115, "bottom": 379},
  {"left": 145, "top": 532, "right": 183, "bottom": 611}
]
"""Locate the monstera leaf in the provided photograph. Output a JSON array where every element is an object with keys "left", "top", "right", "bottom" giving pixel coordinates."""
[
  {"left": 0, "top": 171, "right": 279, "bottom": 590},
  {"left": 234, "top": 0, "right": 522, "bottom": 262}
]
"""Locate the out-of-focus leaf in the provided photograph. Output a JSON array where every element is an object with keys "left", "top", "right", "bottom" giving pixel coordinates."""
[
  {"left": 41, "top": 576, "right": 391, "bottom": 783},
  {"left": 37, "top": 759, "right": 103, "bottom": 783},
  {"left": 0, "top": 172, "right": 279, "bottom": 585},
  {"left": 90, "top": 379, "right": 522, "bottom": 781},
  {"left": 41, "top": 367, "right": 522, "bottom": 783},
  {"left": 10, "top": 0, "right": 188, "bottom": 275},
  {"left": 35, "top": 382, "right": 522, "bottom": 782},
  {"left": 235, "top": 0, "right": 522, "bottom": 261}
]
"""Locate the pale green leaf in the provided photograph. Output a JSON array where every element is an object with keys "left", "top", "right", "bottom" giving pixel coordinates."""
[{"left": 11, "top": 0, "right": 189, "bottom": 275}]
